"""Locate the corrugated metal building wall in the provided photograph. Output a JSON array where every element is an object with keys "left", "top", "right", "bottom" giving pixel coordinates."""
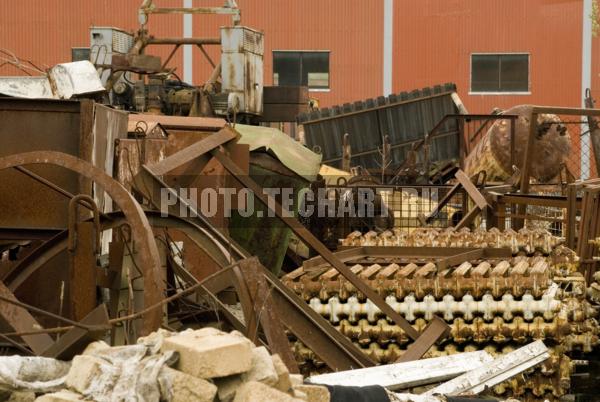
[
  {"left": 394, "top": 0, "right": 584, "bottom": 113},
  {"left": 0, "top": 0, "right": 598, "bottom": 113}
]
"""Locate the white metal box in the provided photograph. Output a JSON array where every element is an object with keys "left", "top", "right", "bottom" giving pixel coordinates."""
[
  {"left": 89, "top": 27, "right": 134, "bottom": 85},
  {"left": 220, "top": 26, "right": 264, "bottom": 115}
]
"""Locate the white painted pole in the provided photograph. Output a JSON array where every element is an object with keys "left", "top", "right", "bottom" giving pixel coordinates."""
[
  {"left": 582, "top": 0, "right": 592, "bottom": 179},
  {"left": 383, "top": 0, "right": 394, "bottom": 96},
  {"left": 183, "top": 0, "right": 193, "bottom": 84}
]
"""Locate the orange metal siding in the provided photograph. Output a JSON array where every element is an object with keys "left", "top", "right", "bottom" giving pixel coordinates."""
[
  {"left": 190, "top": 0, "right": 384, "bottom": 106},
  {"left": 0, "top": 1, "right": 382, "bottom": 108},
  {"left": 393, "top": 0, "right": 583, "bottom": 113},
  {"left": 0, "top": 0, "right": 592, "bottom": 112},
  {"left": 0, "top": 0, "right": 183, "bottom": 76}
]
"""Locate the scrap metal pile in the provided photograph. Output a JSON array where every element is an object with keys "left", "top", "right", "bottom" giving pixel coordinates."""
[
  {"left": 2, "top": 1, "right": 600, "bottom": 398},
  {"left": 283, "top": 228, "right": 600, "bottom": 400}
]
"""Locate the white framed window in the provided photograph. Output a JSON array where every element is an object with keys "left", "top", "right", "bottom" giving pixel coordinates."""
[
  {"left": 470, "top": 53, "right": 530, "bottom": 94},
  {"left": 273, "top": 51, "right": 330, "bottom": 90}
]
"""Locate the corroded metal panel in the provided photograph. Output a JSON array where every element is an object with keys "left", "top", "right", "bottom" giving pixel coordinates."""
[{"left": 298, "top": 83, "right": 460, "bottom": 170}]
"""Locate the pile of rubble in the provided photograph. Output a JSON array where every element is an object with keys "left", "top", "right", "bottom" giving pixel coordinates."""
[{"left": 0, "top": 329, "right": 330, "bottom": 402}]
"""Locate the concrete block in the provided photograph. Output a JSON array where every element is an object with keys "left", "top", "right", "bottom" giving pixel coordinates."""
[
  {"left": 271, "top": 354, "right": 292, "bottom": 392},
  {"left": 35, "top": 391, "right": 90, "bottom": 402},
  {"left": 289, "top": 374, "right": 304, "bottom": 387},
  {"left": 215, "top": 348, "right": 284, "bottom": 402},
  {"left": 81, "top": 341, "right": 110, "bottom": 356},
  {"left": 161, "top": 331, "right": 253, "bottom": 378},
  {"left": 292, "top": 389, "right": 308, "bottom": 401},
  {"left": 233, "top": 381, "right": 304, "bottom": 402},
  {"left": 65, "top": 355, "right": 110, "bottom": 394},
  {"left": 8, "top": 391, "right": 35, "bottom": 402},
  {"left": 160, "top": 367, "right": 217, "bottom": 402},
  {"left": 184, "top": 327, "right": 223, "bottom": 338},
  {"left": 294, "top": 385, "right": 330, "bottom": 402},
  {"left": 241, "top": 347, "right": 278, "bottom": 386},
  {"left": 215, "top": 374, "right": 243, "bottom": 402}
]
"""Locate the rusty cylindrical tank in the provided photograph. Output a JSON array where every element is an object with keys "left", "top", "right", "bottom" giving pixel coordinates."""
[{"left": 464, "top": 105, "right": 571, "bottom": 182}]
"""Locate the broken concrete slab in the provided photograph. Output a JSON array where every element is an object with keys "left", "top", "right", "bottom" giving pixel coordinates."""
[
  {"left": 64, "top": 355, "right": 112, "bottom": 395},
  {"left": 161, "top": 330, "right": 253, "bottom": 378},
  {"left": 215, "top": 347, "right": 288, "bottom": 401},
  {"left": 272, "top": 354, "right": 292, "bottom": 392},
  {"left": 215, "top": 374, "right": 243, "bottom": 402},
  {"left": 241, "top": 347, "right": 278, "bottom": 386},
  {"left": 293, "top": 385, "right": 330, "bottom": 402},
  {"left": 233, "top": 381, "right": 304, "bottom": 402},
  {"left": 159, "top": 366, "right": 217, "bottom": 402},
  {"left": 290, "top": 374, "right": 304, "bottom": 388},
  {"left": 81, "top": 341, "right": 110, "bottom": 356},
  {"left": 34, "top": 391, "right": 90, "bottom": 402},
  {"left": 7, "top": 391, "right": 36, "bottom": 402}
]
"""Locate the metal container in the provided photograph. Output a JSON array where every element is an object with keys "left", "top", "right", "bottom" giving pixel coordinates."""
[
  {"left": 89, "top": 26, "right": 134, "bottom": 85},
  {"left": 219, "top": 26, "right": 264, "bottom": 116}
]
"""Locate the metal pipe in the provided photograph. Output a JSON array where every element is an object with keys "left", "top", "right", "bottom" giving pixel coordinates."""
[
  {"left": 0, "top": 295, "right": 91, "bottom": 330},
  {"left": 147, "top": 37, "right": 220, "bottom": 45},
  {"left": 143, "top": 6, "right": 240, "bottom": 15}
]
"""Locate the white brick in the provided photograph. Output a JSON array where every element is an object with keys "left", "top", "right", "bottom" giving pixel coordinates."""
[
  {"left": 81, "top": 341, "right": 110, "bottom": 356},
  {"left": 241, "top": 347, "right": 278, "bottom": 386},
  {"left": 160, "top": 367, "right": 217, "bottom": 402},
  {"left": 215, "top": 374, "right": 243, "bottom": 402},
  {"left": 233, "top": 381, "right": 304, "bottom": 402},
  {"left": 294, "top": 385, "right": 330, "bottom": 402},
  {"left": 215, "top": 348, "right": 284, "bottom": 402},
  {"left": 271, "top": 354, "right": 292, "bottom": 392},
  {"left": 35, "top": 391, "right": 90, "bottom": 402},
  {"left": 161, "top": 331, "right": 253, "bottom": 378},
  {"left": 292, "top": 389, "right": 308, "bottom": 401},
  {"left": 289, "top": 374, "right": 304, "bottom": 387},
  {"left": 8, "top": 391, "right": 35, "bottom": 402},
  {"left": 65, "top": 355, "right": 111, "bottom": 394}
]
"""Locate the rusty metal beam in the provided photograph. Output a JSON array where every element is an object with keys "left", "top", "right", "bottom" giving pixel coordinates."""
[
  {"left": 147, "top": 37, "right": 221, "bottom": 45},
  {"left": 143, "top": 6, "right": 239, "bottom": 15},
  {"left": 0, "top": 151, "right": 164, "bottom": 335},
  {"left": 251, "top": 261, "right": 375, "bottom": 370},
  {"left": 237, "top": 258, "right": 299, "bottom": 373},
  {"left": 212, "top": 149, "right": 434, "bottom": 343},
  {"left": 530, "top": 105, "right": 600, "bottom": 116},
  {"left": 145, "top": 126, "right": 237, "bottom": 176},
  {"left": 41, "top": 304, "right": 110, "bottom": 359},
  {"left": 304, "top": 246, "right": 511, "bottom": 272},
  {"left": 455, "top": 170, "right": 488, "bottom": 210},
  {"left": 0, "top": 281, "right": 53, "bottom": 354},
  {"left": 396, "top": 316, "right": 451, "bottom": 362}
]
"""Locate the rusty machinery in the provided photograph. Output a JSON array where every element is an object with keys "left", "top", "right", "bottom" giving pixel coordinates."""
[
  {"left": 90, "top": 0, "right": 307, "bottom": 123},
  {"left": 2, "top": 79, "right": 600, "bottom": 400}
]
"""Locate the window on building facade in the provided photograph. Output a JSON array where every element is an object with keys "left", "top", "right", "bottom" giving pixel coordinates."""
[
  {"left": 471, "top": 54, "right": 529, "bottom": 93},
  {"left": 71, "top": 47, "right": 91, "bottom": 62},
  {"left": 273, "top": 51, "right": 330, "bottom": 90}
]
